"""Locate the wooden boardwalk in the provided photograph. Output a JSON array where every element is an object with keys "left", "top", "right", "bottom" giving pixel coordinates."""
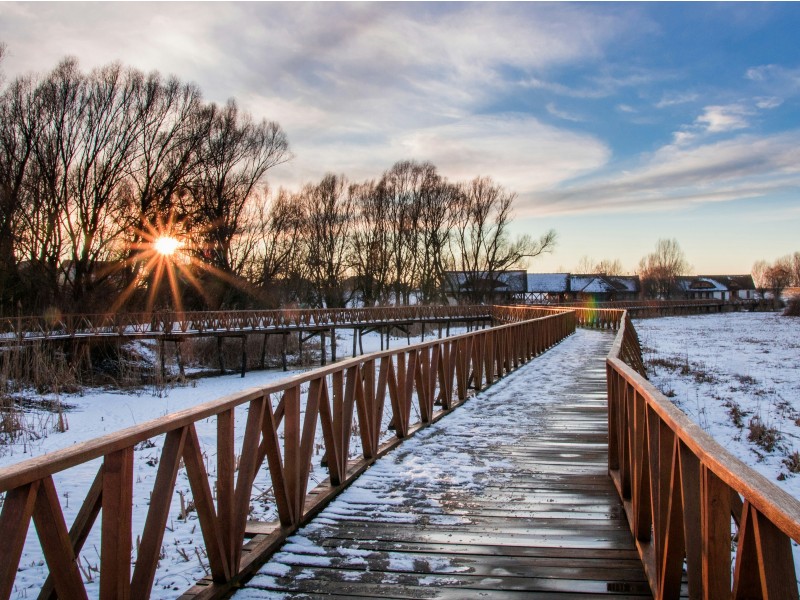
[{"left": 235, "top": 330, "right": 653, "bottom": 599}]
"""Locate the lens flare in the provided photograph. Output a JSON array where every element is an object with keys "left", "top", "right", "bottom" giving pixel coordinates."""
[
  {"left": 106, "top": 211, "right": 255, "bottom": 316},
  {"left": 154, "top": 236, "right": 182, "bottom": 256}
]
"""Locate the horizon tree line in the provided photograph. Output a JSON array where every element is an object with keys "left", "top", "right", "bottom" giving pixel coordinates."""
[{"left": 0, "top": 50, "right": 555, "bottom": 315}]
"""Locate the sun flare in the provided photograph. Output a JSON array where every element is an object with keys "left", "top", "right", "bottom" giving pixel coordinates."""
[
  {"left": 154, "top": 236, "right": 182, "bottom": 257},
  {"left": 108, "top": 212, "right": 250, "bottom": 316}
]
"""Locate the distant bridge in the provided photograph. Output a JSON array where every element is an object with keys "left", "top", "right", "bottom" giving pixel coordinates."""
[
  {"left": 0, "top": 300, "right": 756, "bottom": 345},
  {"left": 0, "top": 305, "right": 797, "bottom": 599}
]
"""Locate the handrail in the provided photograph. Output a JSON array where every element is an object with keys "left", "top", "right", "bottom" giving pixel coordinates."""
[
  {"left": 554, "top": 299, "right": 727, "bottom": 308},
  {"left": 607, "top": 311, "right": 800, "bottom": 599},
  {"left": 0, "top": 300, "right": 746, "bottom": 342},
  {"left": 493, "top": 304, "right": 624, "bottom": 329},
  {"left": 0, "top": 305, "right": 494, "bottom": 341},
  {"left": 0, "top": 305, "right": 575, "bottom": 600}
]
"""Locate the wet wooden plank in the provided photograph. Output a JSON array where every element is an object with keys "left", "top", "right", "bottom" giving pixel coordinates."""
[{"left": 236, "top": 331, "right": 659, "bottom": 598}]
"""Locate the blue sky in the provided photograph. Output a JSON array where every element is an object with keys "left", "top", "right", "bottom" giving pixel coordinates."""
[{"left": 1, "top": 2, "right": 799, "bottom": 274}]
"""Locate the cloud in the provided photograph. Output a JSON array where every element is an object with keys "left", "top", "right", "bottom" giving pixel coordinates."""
[
  {"left": 755, "top": 96, "right": 783, "bottom": 109},
  {"left": 671, "top": 130, "right": 697, "bottom": 146},
  {"left": 519, "top": 77, "right": 610, "bottom": 99},
  {"left": 269, "top": 113, "right": 610, "bottom": 196},
  {"left": 696, "top": 104, "right": 752, "bottom": 133},
  {"left": 520, "top": 67, "right": 668, "bottom": 100},
  {"left": 529, "top": 131, "right": 800, "bottom": 216},
  {"left": 669, "top": 102, "right": 756, "bottom": 146},
  {"left": 745, "top": 64, "right": 800, "bottom": 85},
  {"left": 546, "top": 103, "right": 584, "bottom": 122},
  {"left": 0, "top": 2, "right": 625, "bottom": 198},
  {"left": 745, "top": 64, "right": 800, "bottom": 98},
  {"left": 655, "top": 92, "right": 699, "bottom": 108}
]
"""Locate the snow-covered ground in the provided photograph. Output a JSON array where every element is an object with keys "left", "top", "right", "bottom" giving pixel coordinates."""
[
  {"left": 634, "top": 311, "right": 800, "bottom": 498},
  {"left": 0, "top": 325, "right": 470, "bottom": 598},
  {"left": 7, "top": 311, "right": 797, "bottom": 597}
]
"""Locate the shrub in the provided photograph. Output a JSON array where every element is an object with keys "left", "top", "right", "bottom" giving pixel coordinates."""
[
  {"left": 784, "top": 296, "right": 800, "bottom": 317},
  {"left": 783, "top": 451, "right": 800, "bottom": 474},
  {"left": 747, "top": 416, "right": 780, "bottom": 452},
  {"left": 727, "top": 402, "right": 747, "bottom": 428}
]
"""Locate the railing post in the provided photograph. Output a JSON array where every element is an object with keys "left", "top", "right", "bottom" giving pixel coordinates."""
[{"left": 100, "top": 447, "right": 133, "bottom": 600}]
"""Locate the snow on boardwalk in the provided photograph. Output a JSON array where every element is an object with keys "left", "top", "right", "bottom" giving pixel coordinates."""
[{"left": 234, "top": 329, "right": 653, "bottom": 599}]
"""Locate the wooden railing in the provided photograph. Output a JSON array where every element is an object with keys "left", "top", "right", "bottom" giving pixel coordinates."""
[
  {"left": 0, "top": 305, "right": 493, "bottom": 342},
  {"left": 607, "top": 311, "right": 800, "bottom": 599},
  {"left": 494, "top": 304, "right": 624, "bottom": 330},
  {"left": 556, "top": 299, "right": 726, "bottom": 309},
  {"left": 0, "top": 306, "right": 575, "bottom": 600}
]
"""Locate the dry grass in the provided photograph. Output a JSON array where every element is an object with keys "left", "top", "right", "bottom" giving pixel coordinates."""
[
  {"left": 784, "top": 296, "right": 800, "bottom": 317},
  {"left": 747, "top": 416, "right": 781, "bottom": 453},
  {"left": 724, "top": 400, "right": 748, "bottom": 429},
  {"left": 0, "top": 331, "right": 321, "bottom": 447},
  {"left": 783, "top": 451, "right": 800, "bottom": 474}
]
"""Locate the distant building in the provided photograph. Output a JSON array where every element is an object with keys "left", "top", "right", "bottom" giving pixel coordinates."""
[
  {"left": 445, "top": 271, "right": 641, "bottom": 304},
  {"left": 568, "top": 274, "right": 640, "bottom": 302},
  {"left": 444, "top": 270, "right": 755, "bottom": 304},
  {"left": 524, "top": 273, "right": 570, "bottom": 303},
  {"left": 675, "top": 275, "right": 755, "bottom": 301},
  {"left": 443, "top": 270, "right": 527, "bottom": 303},
  {"left": 523, "top": 273, "right": 640, "bottom": 303}
]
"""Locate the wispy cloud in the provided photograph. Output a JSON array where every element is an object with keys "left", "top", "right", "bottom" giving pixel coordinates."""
[
  {"left": 668, "top": 93, "right": 785, "bottom": 147},
  {"left": 696, "top": 104, "right": 752, "bottom": 133},
  {"left": 745, "top": 64, "right": 800, "bottom": 102},
  {"left": 520, "top": 67, "right": 669, "bottom": 100},
  {"left": 520, "top": 77, "right": 610, "bottom": 99},
  {"left": 528, "top": 131, "right": 800, "bottom": 216},
  {"left": 270, "top": 113, "right": 610, "bottom": 196},
  {"left": 755, "top": 97, "right": 783, "bottom": 109},
  {"left": 746, "top": 64, "right": 800, "bottom": 86},
  {"left": 546, "top": 103, "right": 584, "bottom": 122},
  {"left": 0, "top": 2, "right": 627, "bottom": 195},
  {"left": 655, "top": 92, "right": 699, "bottom": 108}
]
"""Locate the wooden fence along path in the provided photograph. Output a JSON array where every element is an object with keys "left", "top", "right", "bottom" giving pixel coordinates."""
[
  {"left": 0, "top": 306, "right": 498, "bottom": 342},
  {"left": 1, "top": 305, "right": 799, "bottom": 599},
  {"left": 607, "top": 315, "right": 800, "bottom": 599},
  {"left": 236, "top": 328, "right": 653, "bottom": 599},
  {"left": 0, "top": 306, "right": 574, "bottom": 600}
]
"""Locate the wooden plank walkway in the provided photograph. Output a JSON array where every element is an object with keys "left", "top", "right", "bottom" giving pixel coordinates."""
[{"left": 234, "top": 330, "right": 654, "bottom": 599}]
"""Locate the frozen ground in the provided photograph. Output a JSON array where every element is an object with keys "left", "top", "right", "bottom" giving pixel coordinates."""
[
  {"left": 7, "top": 311, "right": 797, "bottom": 597},
  {"left": 634, "top": 311, "right": 800, "bottom": 497},
  {"left": 0, "top": 325, "right": 469, "bottom": 598}
]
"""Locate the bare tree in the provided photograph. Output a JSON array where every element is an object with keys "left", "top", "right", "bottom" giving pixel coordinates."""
[
  {"left": 574, "top": 256, "right": 596, "bottom": 274},
  {"left": 574, "top": 256, "right": 625, "bottom": 276},
  {"left": 1, "top": 52, "right": 296, "bottom": 313},
  {"left": 234, "top": 187, "right": 305, "bottom": 307},
  {"left": 752, "top": 260, "right": 769, "bottom": 298},
  {"left": 58, "top": 63, "right": 143, "bottom": 310},
  {"left": 416, "top": 165, "right": 458, "bottom": 304},
  {"left": 452, "top": 176, "right": 556, "bottom": 303},
  {"left": 765, "top": 256, "right": 793, "bottom": 308},
  {"left": 0, "top": 72, "right": 43, "bottom": 311},
  {"left": 185, "top": 99, "right": 289, "bottom": 307},
  {"left": 351, "top": 179, "right": 392, "bottom": 306},
  {"left": 129, "top": 73, "right": 206, "bottom": 223},
  {"left": 381, "top": 161, "right": 424, "bottom": 304},
  {"left": 637, "top": 238, "right": 689, "bottom": 299},
  {"left": 297, "top": 174, "right": 355, "bottom": 308},
  {"left": 595, "top": 258, "right": 625, "bottom": 276}
]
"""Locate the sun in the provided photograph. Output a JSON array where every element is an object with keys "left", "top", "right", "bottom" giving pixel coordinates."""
[
  {"left": 154, "top": 236, "right": 182, "bottom": 257},
  {"left": 107, "top": 211, "right": 255, "bottom": 316}
]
